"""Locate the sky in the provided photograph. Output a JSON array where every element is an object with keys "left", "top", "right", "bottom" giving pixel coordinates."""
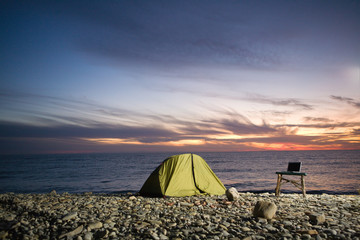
[{"left": 0, "top": 0, "right": 359, "bottom": 154}]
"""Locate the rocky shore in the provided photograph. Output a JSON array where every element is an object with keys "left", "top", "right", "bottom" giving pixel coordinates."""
[{"left": 0, "top": 192, "right": 359, "bottom": 240}]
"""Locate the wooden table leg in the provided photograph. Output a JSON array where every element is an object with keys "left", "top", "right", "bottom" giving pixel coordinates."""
[
  {"left": 275, "top": 174, "right": 282, "bottom": 196},
  {"left": 301, "top": 175, "right": 306, "bottom": 197}
]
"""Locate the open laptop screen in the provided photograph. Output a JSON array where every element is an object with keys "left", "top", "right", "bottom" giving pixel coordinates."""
[{"left": 287, "top": 162, "right": 302, "bottom": 172}]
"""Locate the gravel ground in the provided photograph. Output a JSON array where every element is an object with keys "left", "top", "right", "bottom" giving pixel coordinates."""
[{"left": 0, "top": 192, "right": 359, "bottom": 239}]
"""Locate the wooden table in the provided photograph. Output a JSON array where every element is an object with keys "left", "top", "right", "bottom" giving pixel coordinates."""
[{"left": 275, "top": 171, "right": 307, "bottom": 197}]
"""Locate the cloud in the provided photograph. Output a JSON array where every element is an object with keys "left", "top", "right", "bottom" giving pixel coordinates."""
[
  {"left": 174, "top": 111, "right": 278, "bottom": 137},
  {"left": 230, "top": 134, "right": 319, "bottom": 144},
  {"left": 0, "top": 91, "right": 283, "bottom": 144},
  {"left": 244, "top": 94, "right": 313, "bottom": 110},
  {"left": 0, "top": 113, "right": 279, "bottom": 142},
  {"left": 0, "top": 122, "right": 176, "bottom": 140},
  {"left": 277, "top": 122, "right": 360, "bottom": 129},
  {"left": 351, "top": 128, "right": 360, "bottom": 135},
  {"left": 176, "top": 123, "right": 227, "bottom": 136},
  {"left": 331, "top": 95, "right": 360, "bottom": 109},
  {"left": 303, "top": 117, "right": 333, "bottom": 122},
  {"left": 1, "top": 90, "right": 359, "bottom": 154},
  {"left": 0, "top": 89, "right": 156, "bottom": 127},
  {"left": 218, "top": 119, "right": 276, "bottom": 135},
  {"left": 151, "top": 86, "right": 314, "bottom": 111},
  {"left": 0, "top": 99, "right": 283, "bottom": 152}
]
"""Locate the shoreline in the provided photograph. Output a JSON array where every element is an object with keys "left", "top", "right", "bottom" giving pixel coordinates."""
[
  {"left": 0, "top": 192, "right": 359, "bottom": 239},
  {"left": 2, "top": 189, "right": 359, "bottom": 196}
]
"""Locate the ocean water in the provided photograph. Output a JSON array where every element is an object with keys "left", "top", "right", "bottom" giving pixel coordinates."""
[{"left": 0, "top": 150, "right": 359, "bottom": 195}]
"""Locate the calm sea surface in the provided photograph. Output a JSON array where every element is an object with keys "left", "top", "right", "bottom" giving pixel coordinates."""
[{"left": 0, "top": 150, "right": 359, "bottom": 195}]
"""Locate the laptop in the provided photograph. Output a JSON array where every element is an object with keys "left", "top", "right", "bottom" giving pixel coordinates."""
[{"left": 287, "top": 162, "right": 302, "bottom": 172}]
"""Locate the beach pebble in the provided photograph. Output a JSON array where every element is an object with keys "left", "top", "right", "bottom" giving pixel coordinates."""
[
  {"left": 298, "top": 229, "right": 319, "bottom": 235},
  {"left": 88, "top": 222, "right": 103, "bottom": 230},
  {"left": 93, "top": 229, "right": 108, "bottom": 239},
  {"left": 150, "top": 232, "right": 160, "bottom": 240},
  {"left": 253, "top": 201, "right": 277, "bottom": 219},
  {"left": 323, "top": 229, "right": 337, "bottom": 236},
  {"left": 180, "top": 202, "right": 194, "bottom": 207},
  {"left": 0, "top": 231, "right": 9, "bottom": 239},
  {"left": 241, "top": 227, "right": 251, "bottom": 232},
  {"left": 62, "top": 211, "right": 78, "bottom": 221},
  {"left": 226, "top": 187, "right": 240, "bottom": 201},
  {"left": 3, "top": 213, "right": 16, "bottom": 221},
  {"left": 309, "top": 213, "right": 326, "bottom": 225},
  {"left": 84, "top": 232, "right": 93, "bottom": 240},
  {"left": 159, "top": 233, "right": 168, "bottom": 239},
  {"left": 264, "top": 224, "right": 278, "bottom": 232},
  {"left": 59, "top": 225, "right": 83, "bottom": 239},
  {"left": 301, "top": 234, "right": 312, "bottom": 240}
]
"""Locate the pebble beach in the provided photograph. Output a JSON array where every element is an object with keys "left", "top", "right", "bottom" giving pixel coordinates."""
[{"left": 0, "top": 192, "right": 359, "bottom": 240}]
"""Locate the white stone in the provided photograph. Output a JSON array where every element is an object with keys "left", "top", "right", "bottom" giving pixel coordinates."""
[
  {"left": 62, "top": 212, "right": 77, "bottom": 221},
  {"left": 88, "top": 222, "right": 103, "bottom": 230},
  {"left": 84, "top": 232, "right": 93, "bottom": 240},
  {"left": 226, "top": 187, "right": 240, "bottom": 201},
  {"left": 59, "top": 225, "right": 83, "bottom": 239},
  {"left": 253, "top": 201, "right": 277, "bottom": 219},
  {"left": 241, "top": 227, "right": 251, "bottom": 232}
]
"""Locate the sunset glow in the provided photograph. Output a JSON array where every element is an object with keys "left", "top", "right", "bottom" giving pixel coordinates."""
[{"left": 84, "top": 138, "right": 206, "bottom": 147}]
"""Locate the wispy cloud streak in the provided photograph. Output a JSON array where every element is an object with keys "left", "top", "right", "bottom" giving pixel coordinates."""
[
  {"left": 303, "top": 117, "right": 333, "bottom": 123},
  {"left": 331, "top": 95, "right": 360, "bottom": 109},
  {"left": 244, "top": 94, "right": 313, "bottom": 110},
  {"left": 277, "top": 122, "right": 360, "bottom": 129}
]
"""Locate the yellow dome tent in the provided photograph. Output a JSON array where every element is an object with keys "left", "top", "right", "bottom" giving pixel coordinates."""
[{"left": 139, "top": 153, "right": 226, "bottom": 197}]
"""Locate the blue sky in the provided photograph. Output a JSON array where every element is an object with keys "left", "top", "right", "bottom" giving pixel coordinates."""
[{"left": 1, "top": 0, "right": 359, "bottom": 154}]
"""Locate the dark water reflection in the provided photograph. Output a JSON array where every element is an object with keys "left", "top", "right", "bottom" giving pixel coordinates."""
[{"left": 0, "top": 150, "right": 359, "bottom": 194}]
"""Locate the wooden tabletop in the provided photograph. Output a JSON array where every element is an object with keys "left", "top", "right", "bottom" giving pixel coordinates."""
[{"left": 276, "top": 171, "right": 307, "bottom": 176}]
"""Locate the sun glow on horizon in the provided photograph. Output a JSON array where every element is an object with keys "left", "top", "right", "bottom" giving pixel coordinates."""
[
  {"left": 80, "top": 129, "right": 360, "bottom": 152},
  {"left": 82, "top": 138, "right": 206, "bottom": 147}
]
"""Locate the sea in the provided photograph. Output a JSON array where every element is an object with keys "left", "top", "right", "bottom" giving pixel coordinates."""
[{"left": 0, "top": 150, "right": 359, "bottom": 195}]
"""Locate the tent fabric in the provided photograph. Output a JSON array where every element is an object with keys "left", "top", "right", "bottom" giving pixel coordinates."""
[{"left": 139, "top": 153, "right": 226, "bottom": 197}]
